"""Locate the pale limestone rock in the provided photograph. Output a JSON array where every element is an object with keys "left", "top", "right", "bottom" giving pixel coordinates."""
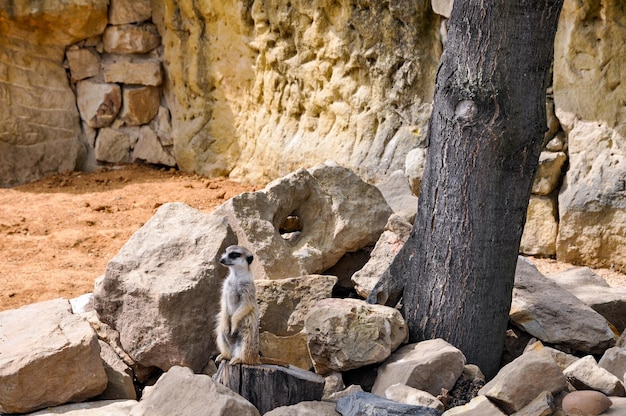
[
  {"left": 554, "top": 0, "right": 626, "bottom": 272},
  {"left": 371, "top": 338, "right": 466, "bottom": 397},
  {"left": 385, "top": 384, "right": 445, "bottom": 411},
  {"left": 95, "top": 127, "right": 132, "bottom": 163},
  {"left": 520, "top": 196, "right": 558, "bottom": 257},
  {"left": 327, "top": 385, "right": 364, "bottom": 403},
  {"left": 431, "top": 0, "right": 453, "bottom": 18},
  {"left": 547, "top": 267, "right": 626, "bottom": 332},
  {"left": 561, "top": 391, "right": 612, "bottom": 416},
  {"left": 66, "top": 47, "right": 101, "bottom": 81},
  {"left": 405, "top": 147, "right": 428, "bottom": 196},
  {"left": 443, "top": 396, "right": 505, "bottom": 416},
  {"left": 511, "top": 257, "right": 615, "bottom": 353},
  {"left": 28, "top": 400, "right": 138, "bottom": 416},
  {"left": 532, "top": 151, "right": 567, "bottom": 195},
  {"left": 120, "top": 86, "right": 161, "bottom": 125},
  {"left": 564, "top": 355, "right": 626, "bottom": 396},
  {"left": 606, "top": 396, "right": 626, "bottom": 415},
  {"left": 76, "top": 80, "right": 122, "bottom": 128},
  {"left": 81, "top": 309, "right": 135, "bottom": 369},
  {"left": 546, "top": 132, "right": 566, "bottom": 152},
  {"left": 479, "top": 345, "right": 567, "bottom": 414},
  {"left": 93, "top": 202, "right": 237, "bottom": 372},
  {"left": 259, "top": 331, "right": 313, "bottom": 370},
  {"left": 256, "top": 275, "right": 337, "bottom": 335},
  {"left": 103, "top": 23, "right": 161, "bottom": 54},
  {"left": 337, "top": 391, "right": 441, "bottom": 416},
  {"left": 376, "top": 170, "right": 418, "bottom": 223},
  {"left": 214, "top": 163, "right": 392, "bottom": 280},
  {"left": 103, "top": 55, "right": 162, "bottom": 86},
  {"left": 263, "top": 401, "right": 340, "bottom": 416},
  {"left": 351, "top": 214, "right": 412, "bottom": 298},
  {"left": 322, "top": 373, "right": 346, "bottom": 400},
  {"left": 153, "top": 0, "right": 440, "bottom": 181},
  {"left": 109, "top": 0, "right": 152, "bottom": 25},
  {"left": 129, "top": 366, "right": 260, "bottom": 416},
  {"left": 599, "top": 347, "right": 626, "bottom": 382},
  {"left": 133, "top": 126, "right": 176, "bottom": 166},
  {"left": 523, "top": 341, "right": 579, "bottom": 372},
  {"left": 511, "top": 391, "right": 554, "bottom": 416},
  {"left": 98, "top": 341, "right": 137, "bottom": 400},
  {"left": 305, "top": 298, "right": 407, "bottom": 375},
  {"left": 0, "top": 299, "right": 107, "bottom": 414}
]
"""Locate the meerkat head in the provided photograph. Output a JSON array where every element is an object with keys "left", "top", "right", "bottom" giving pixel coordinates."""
[{"left": 219, "top": 245, "right": 254, "bottom": 269}]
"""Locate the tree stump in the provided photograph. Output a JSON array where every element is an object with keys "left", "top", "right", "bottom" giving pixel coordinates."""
[{"left": 214, "top": 361, "right": 325, "bottom": 414}]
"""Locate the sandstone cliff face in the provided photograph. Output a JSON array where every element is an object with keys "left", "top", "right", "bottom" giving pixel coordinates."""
[{"left": 153, "top": 0, "right": 440, "bottom": 182}]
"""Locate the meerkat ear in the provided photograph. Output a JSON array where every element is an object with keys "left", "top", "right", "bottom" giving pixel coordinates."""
[{"left": 246, "top": 254, "right": 254, "bottom": 265}]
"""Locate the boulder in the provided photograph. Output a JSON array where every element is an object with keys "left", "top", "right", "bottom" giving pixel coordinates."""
[
  {"left": 376, "top": 170, "right": 418, "bottom": 223},
  {"left": 263, "top": 401, "right": 340, "bottom": 416},
  {"left": 510, "top": 257, "right": 615, "bottom": 354},
  {"left": 531, "top": 151, "right": 567, "bottom": 196},
  {"left": 547, "top": 267, "right": 626, "bottom": 332},
  {"left": 109, "top": 0, "right": 153, "bottom": 25},
  {"left": 371, "top": 339, "right": 466, "bottom": 397},
  {"left": 214, "top": 162, "right": 392, "bottom": 280},
  {"left": 76, "top": 80, "right": 122, "bottom": 128},
  {"left": 442, "top": 396, "right": 505, "bottom": 416},
  {"left": 120, "top": 86, "right": 161, "bottom": 126},
  {"left": 133, "top": 126, "right": 177, "bottom": 166},
  {"left": 66, "top": 47, "right": 101, "bottom": 82},
  {"left": 519, "top": 196, "right": 558, "bottom": 257},
  {"left": 336, "top": 391, "right": 442, "bottom": 416},
  {"left": 93, "top": 202, "right": 237, "bottom": 372},
  {"left": 561, "top": 391, "right": 612, "bottom": 416},
  {"left": 564, "top": 355, "right": 625, "bottom": 397},
  {"left": 554, "top": 0, "right": 626, "bottom": 272},
  {"left": 305, "top": 298, "right": 407, "bottom": 375},
  {"left": 95, "top": 127, "right": 132, "bottom": 163},
  {"left": 103, "top": 55, "right": 163, "bottom": 86},
  {"left": 28, "top": 400, "right": 138, "bottom": 416},
  {"left": 103, "top": 23, "right": 161, "bottom": 54},
  {"left": 352, "top": 214, "right": 413, "bottom": 298},
  {"left": 478, "top": 344, "right": 567, "bottom": 414},
  {"left": 385, "top": 384, "right": 445, "bottom": 411},
  {"left": 599, "top": 347, "right": 626, "bottom": 382},
  {"left": 0, "top": 299, "right": 107, "bottom": 414},
  {"left": 129, "top": 366, "right": 260, "bottom": 416}
]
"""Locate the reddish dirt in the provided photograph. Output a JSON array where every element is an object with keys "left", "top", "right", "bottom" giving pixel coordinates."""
[{"left": 1, "top": 165, "right": 625, "bottom": 312}]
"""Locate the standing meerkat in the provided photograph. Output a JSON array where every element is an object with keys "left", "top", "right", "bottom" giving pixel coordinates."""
[{"left": 215, "top": 245, "right": 261, "bottom": 365}]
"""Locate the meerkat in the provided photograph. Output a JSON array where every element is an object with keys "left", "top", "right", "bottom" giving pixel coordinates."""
[{"left": 215, "top": 245, "right": 262, "bottom": 365}]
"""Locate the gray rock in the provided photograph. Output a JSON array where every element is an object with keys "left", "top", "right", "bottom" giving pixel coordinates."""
[
  {"left": 605, "top": 396, "right": 626, "bottom": 415},
  {"left": 511, "top": 257, "right": 615, "bottom": 354},
  {"left": 510, "top": 391, "right": 554, "bottom": 416},
  {"left": 305, "top": 298, "right": 407, "bottom": 375},
  {"left": 479, "top": 345, "right": 567, "bottom": 414},
  {"left": 599, "top": 347, "right": 626, "bottom": 382},
  {"left": 95, "top": 127, "right": 132, "bottom": 164},
  {"left": 385, "top": 384, "right": 445, "bottom": 411},
  {"left": 336, "top": 391, "right": 442, "bottom": 416},
  {"left": 547, "top": 267, "right": 626, "bottom": 332},
  {"left": 376, "top": 170, "right": 418, "bottom": 223},
  {"left": 564, "top": 355, "right": 625, "bottom": 396},
  {"left": 371, "top": 339, "right": 466, "bottom": 397},
  {"left": 214, "top": 162, "right": 392, "bottom": 280},
  {"left": 133, "top": 126, "right": 176, "bottom": 166},
  {"left": 0, "top": 299, "right": 107, "bottom": 414},
  {"left": 442, "top": 396, "right": 505, "bottom": 416},
  {"left": 28, "top": 400, "right": 138, "bottom": 415},
  {"left": 129, "top": 366, "right": 260, "bottom": 416},
  {"left": 264, "top": 401, "right": 340, "bottom": 416},
  {"left": 97, "top": 340, "right": 137, "bottom": 400},
  {"left": 93, "top": 202, "right": 237, "bottom": 372}
]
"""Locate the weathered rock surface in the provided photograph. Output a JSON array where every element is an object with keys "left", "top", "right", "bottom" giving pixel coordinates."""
[
  {"left": 94, "top": 127, "right": 132, "bottom": 163},
  {"left": 561, "top": 391, "right": 612, "bottom": 416},
  {"left": 385, "top": 384, "right": 445, "bottom": 411},
  {"left": 108, "top": 0, "right": 152, "bottom": 25},
  {"left": 337, "top": 391, "right": 442, "bottom": 416},
  {"left": 76, "top": 80, "right": 122, "bottom": 128},
  {"left": 259, "top": 331, "right": 313, "bottom": 370},
  {"left": 352, "top": 214, "right": 413, "bottom": 298},
  {"left": 371, "top": 339, "right": 466, "bottom": 397},
  {"left": 28, "top": 400, "right": 138, "bottom": 416},
  {"left": 442, "top": 396, "right": 505, "bottom": 416},
  {"left": 97, "top": 340, "right": 137, "bottom": 400},
  {"left": 520, "top": 196, "right": 558, "bottom": 257},
  {"left": 214, "top": 162, "right": 392, "bottom": 280},
  {"left": 132, "top": 126, "right": 177, "bottom": 166},
  {"left": 129, "top": 366, "right": 260, "bottom": 416},
  {"left": 102, "top": 55, "right": 163, "bottom": 86},
  {"left": 405, "top": 147, "right": 428, "bottom": 196},
  {"left": 564, "top": 355, "right": 625, "bottom": 397},
  {"left": 305, "top": 298, "right": 407, "bottom": 375},
  {"left": 120, "top": 86, "right": 161, "bottom": 126},
  {"left": 0, "top": 299, "right": 107, "bottom": 414},
  {"left": 103, "top": 23, "right": 161, "bottom": 54},
  {"left": 511, "top": 391, "right": 555, "bottom": 416},
  {"left": 376, "top": 170, "right": 418, "bottom": 223},
  {"left": 263, "top": 401, "right": 339, "bottom": 416},
  {"left": 66, "top": 46, "right": 101, "bottom": 82},
  {"left": 531, "top": 151, "right": 567, "bottom": 196},
  {"left": 554, "top": 0, "right": 626, "bottom": 272},
  {"left": 547, "top": 267, "right": 626, "bottom": 332},
  {"left": 479, "top": 344, "right": 567, "bottom": 414},
  {"left": 599, "top": 347, "right": 626, "bottom": 381},
  {"left": 93, "top": 202, "right": 236, "bottom": 372},
  {"left": 511, "top": 257, "right": 615, "bottom": 353}
]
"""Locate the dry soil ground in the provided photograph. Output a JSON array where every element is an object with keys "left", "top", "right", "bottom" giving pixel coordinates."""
[{"left": 1, "top": 165, "right": 624, "bottom": 312}]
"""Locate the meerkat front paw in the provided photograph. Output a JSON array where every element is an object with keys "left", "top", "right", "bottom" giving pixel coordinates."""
[{"left": 215, "top": 353, "right": 231, "bottom": 364}]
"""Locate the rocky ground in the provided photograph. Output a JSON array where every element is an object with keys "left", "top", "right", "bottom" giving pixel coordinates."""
[{"left": 1, "top": 165, "right": 624, "bottom": 312}]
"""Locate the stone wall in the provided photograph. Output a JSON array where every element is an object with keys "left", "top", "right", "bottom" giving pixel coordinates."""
[{"left": 0, "top": 0, "right": 624, "bottom": 271}]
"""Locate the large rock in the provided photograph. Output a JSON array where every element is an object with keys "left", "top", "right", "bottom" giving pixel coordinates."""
[
  {"left": 371, "top": 339, "right": 466, "bottom": 397},
  {"left": 564, "top": 355, "right": 625, "bottom": 397},
  {"left": 510, "top": 257, "right": 615, "bottom": 354},
  {"left": 132, "top": 126, "right": 177, "bottom": 166},
  {"left": 479, "top": 344, "right": 567, "bottom": 414},
  {"left": 129, "top": 366, "right": 260, "bottom": 416},
  {"left": 385, "top": 384, "right": 445, "bottom": 411},
  {"left": 95, "top": 127, "right": 132, "bottom": 164},
  {"left": 214, "top": 162, "right": 392, "bottom": 280},
  {"left": 305, "top": 298, "right": 407, "bottom": 375},
  {"left": 153, "top": 0, "right": 440, "bottom": 181},
  {"left": 0, "top": 0, "right": 108, "bottom": 187},
  {"left": 0, "top": 299, "right": 107, "bottom": 414},
  {"left": 336, "top": 391, "right": 441, "bottom": 416},
  {"left": 376, "top": 170, "right": 418, "bottom": 223},
  {"left": 599, "top": 347, "right": 626, "bottom": 381},
  {"left": 28, "top": 400, "right": 138, "bottom": 416},
  {"left": 93, "top": 202, "right": 237, "bottom": 372},
  {"left": 547, "top": 267, "right": 626, "bottom": 332},
  {"left": 263, "top": 401, "right": 339, "bottom": 416},
  {"left": 442, "top": 396, "right": 505, "bottom": 416},
  {"left": 554, "top": 0, "right": 626, "bottom": 272},
  {"left": 519, "top": 196, "right": 558, "bottom": 257}
]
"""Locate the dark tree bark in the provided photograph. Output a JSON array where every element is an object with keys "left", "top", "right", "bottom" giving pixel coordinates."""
[{"left": 368, "top": 1, "right": 563, "bottom": 378}]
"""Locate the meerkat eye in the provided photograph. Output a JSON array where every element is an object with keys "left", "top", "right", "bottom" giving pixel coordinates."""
[{"left": 228, "top": 252, "right": 242, "bottom": 259}]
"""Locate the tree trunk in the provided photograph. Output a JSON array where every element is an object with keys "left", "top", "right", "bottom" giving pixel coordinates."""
[{"left": 375, "top": 1, "right": 563, "bottom": 379}]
